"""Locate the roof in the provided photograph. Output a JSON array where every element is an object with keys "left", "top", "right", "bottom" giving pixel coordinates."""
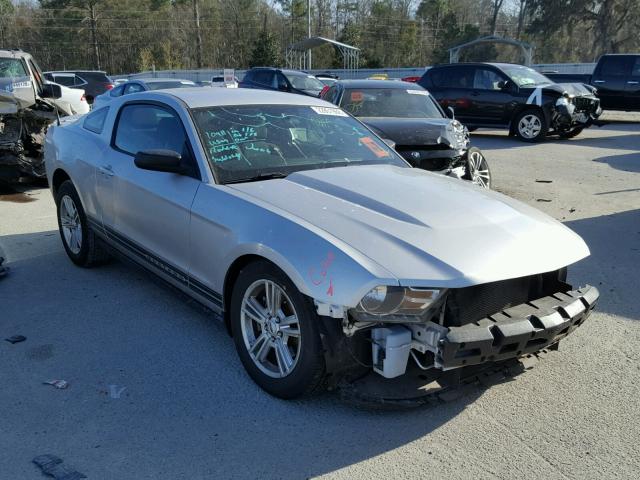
[
  {"left": 155, "top": 88, "right": 333, "bottom": 109},
  {"left": 287, "top": 36, "right": 360, "bottom": 52},
  {"left": 133, "top": 77, "right": 195, "bottom": 84},
  {"left": 248, "top": 67, "right": 311, "bottom": 76},
  {"left": 336, "top": 79, "right": 424, "bottom": 89},
  {"left": 432, "top": 62, "right": 532, "bottom": 69},
  {"left": 45, "top": 70, "right": 107, "bottom": 75},
  {"left": 0, "top": 49, "right": 32, "bottom": 59}
]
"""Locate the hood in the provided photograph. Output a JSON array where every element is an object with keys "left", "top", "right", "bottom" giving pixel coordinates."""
[
  {"left": 530, "top": 82, "right": 596, "bottom": 97},
  {"left": 0, "top": 76, "right": 36, "bottom": 110},
  {"left": 360, "top": 117, "right": 465, "bottom": 149},
  {"left": 228, "top": 165, "right": 589, "bottom": 288},
  {"left": 0, "top": 90, "right": 19, "bottom": 115}
]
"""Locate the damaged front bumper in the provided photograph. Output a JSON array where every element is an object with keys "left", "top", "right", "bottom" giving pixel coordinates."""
[
  {"left": 368, "top": 285, "right": 599, "bottom": 378},
  {"left": 439, "top": 285, "right": 599, "bottom": 369},
  {"left": 553, "top": 96, "right": 602, "bottom": 130}
]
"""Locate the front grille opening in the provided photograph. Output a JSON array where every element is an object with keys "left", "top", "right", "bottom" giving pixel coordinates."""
[
  {"left": 455, "top": 348, "right": 481, "bottom": 359},
  {"left": 499, "top": 343, "right": 518, "bottom": 354},
  {"left": 444, "top": 269, "right": 570, "bottom": 327}
]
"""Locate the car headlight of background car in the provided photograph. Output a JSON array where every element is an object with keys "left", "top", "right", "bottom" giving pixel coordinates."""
[{"left": 354, "top": 286, "right": 442, "bottom": 317}]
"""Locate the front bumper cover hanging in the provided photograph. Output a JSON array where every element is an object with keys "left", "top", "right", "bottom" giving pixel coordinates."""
[{"left": 439, "top": 285, "right": 599, "bottom": 369}]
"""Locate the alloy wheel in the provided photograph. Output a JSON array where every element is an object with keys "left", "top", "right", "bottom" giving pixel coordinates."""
[
  {"left": 240, "top": 279, "right": 302, "bottom": 378},
  {"left": 467, "top": 151, "right": 491, "bottom": 188},
  {"left": 518, "top": 114, "right": 542, "bottom": 139},
  {"left": 60, "top": 195, "right": 83, "bottom": 254}
]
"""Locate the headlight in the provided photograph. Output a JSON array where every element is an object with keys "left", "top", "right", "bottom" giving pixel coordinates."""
[
  {"left": 357, "top": 286, "right": 441, "bottom": 316},
  {"left": 447, "top": 120, "right": 469, "bottom": 148},
  {"left": 556, "top": 97, "right": 570, "bottom": 107}
]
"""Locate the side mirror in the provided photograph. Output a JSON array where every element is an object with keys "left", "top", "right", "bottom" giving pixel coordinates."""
[
  {"left": 446, "top": 106, "right": 455, "bottom": 119},
  {"left": 498, "top": 80, "right": 516, "bottom": 92},
  {"left": 382, "top": 138, "right": 396, "bottom": 149},
  {"left": 278, "top": 83, "right": 290, "bottom": 92},
  {"left": 134, "top": 149, "right": 184, "bottom": 174},
  {"left": 41, "top": 83, "right": 62, "bottom": 99}
]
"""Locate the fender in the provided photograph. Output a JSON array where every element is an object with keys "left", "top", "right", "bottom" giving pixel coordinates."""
[{"left": 189, "top": 183, "right": 399, "bottom": 309}]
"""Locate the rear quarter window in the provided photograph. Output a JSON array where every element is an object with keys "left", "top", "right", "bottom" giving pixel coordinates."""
[
  {"left": 428, "top": 66, "right": 474, "bottom": 89},
  {"left": 83, "top": 107, "right": 109, "bottom": 134}
]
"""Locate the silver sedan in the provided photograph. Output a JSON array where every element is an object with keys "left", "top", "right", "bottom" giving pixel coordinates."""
[{"left": 44, "top": 88, "right": 598, "bottom": 400}]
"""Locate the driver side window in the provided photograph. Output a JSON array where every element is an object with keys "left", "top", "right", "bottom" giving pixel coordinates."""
[
  {"left": 124, "top": 83, "right": 145, "bottom": 95},
  {"left": 473, "top": 68, "right": 507, "bottom": 90},
  {"left": 275, "top": 73, "right": 288, "bottom": 90},
  {"left": 113, "top": 104, "right": 198, "bottom": 178}
]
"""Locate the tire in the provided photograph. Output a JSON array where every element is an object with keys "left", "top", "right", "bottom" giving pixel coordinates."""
[
  {"left": 463, "top": 147, "right": 491, "bottom": 189},
  {"left": 514, "top": 109, "right": 548, "bottom": 142},
  {"left": 558, "top": 127, "right": 584, "bottom": 139},
  {"left": 230, "top": 260, "right": 326, "bottom": 399},
  {"left": 55, "top": 180, "right": 110, "bottom": 267}
]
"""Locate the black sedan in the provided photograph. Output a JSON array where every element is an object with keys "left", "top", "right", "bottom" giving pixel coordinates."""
[
  {"left": 322, "top": 80, "right": 491, "bottom": 188},
  {"left": 418, "top": 63, "right": 602, "bottom": 142}
]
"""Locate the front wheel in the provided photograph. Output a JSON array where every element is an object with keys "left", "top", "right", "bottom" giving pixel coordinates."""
[
  {"left": 56, "top": 180, "right": 110, "bottom": 267},
  {"left": 230, "top": 261, "right": 326, "bottom": 399},
  {"left": 514, "top": 109, "right": 548, "bottom": 142},
  {"left": 463, "top": 147, "right": 492, "bottom": 189}
]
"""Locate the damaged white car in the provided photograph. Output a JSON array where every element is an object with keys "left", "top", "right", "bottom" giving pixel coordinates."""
[
  {"left": 1, "top": 49, "right": 68, "bottom": 180},
  {"left": 45, "top": 88, "right": 599, "bottom": 402}
]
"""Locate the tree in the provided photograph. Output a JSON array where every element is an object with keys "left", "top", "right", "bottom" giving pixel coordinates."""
[{"left": 249, "top": 23, "right": 280, "bottom": 67}]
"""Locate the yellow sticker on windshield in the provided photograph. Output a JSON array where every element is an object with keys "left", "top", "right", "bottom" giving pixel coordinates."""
[{"left": 360, "top": 137, "right": 390, "bottom": 158}]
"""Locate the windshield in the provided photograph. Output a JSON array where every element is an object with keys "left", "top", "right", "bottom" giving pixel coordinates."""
[
  {"left": 0, "top": 58, "right": 28, "bottom": 79},
  {"left": 285, "top": 74, "right": 324, "bottom": 92},
  {"left": 146, "top": 81, "right": 195, "bottom": 90},
  {"left": 192, "top": 105, "right": 407, "bottom": 184},
  {"left": 340, "top": 88, "right": 444, "bottom": 118},
  {"left": 501, "top": 65, "right": 552, "bottom": 87}
]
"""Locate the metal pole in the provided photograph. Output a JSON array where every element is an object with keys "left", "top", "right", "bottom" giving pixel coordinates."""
[{"left": 307, "top": 0, "right": 312, "bottom": 70}]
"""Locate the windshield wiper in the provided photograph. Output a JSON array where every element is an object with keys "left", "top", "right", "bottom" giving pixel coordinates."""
[{"left": 223, "top": 172, "right": 290, "bottom": 184}]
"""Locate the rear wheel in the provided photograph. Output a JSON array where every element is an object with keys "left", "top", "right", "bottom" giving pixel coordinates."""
[
  {"left": 464, "top": 147, "right": 491, "bottom": 189},
  {"left": 514, "top": 109, "right": 548, "bottom": 142},
  {"left": 56, "top": 180, "right": 110, "bottom": 267},
  {"left": 230, "top": 261, "right": 325, "bottom": 399}
]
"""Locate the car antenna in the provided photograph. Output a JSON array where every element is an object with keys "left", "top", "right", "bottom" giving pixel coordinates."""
[{"left": 54, "top": 104, "right": 61, "bottom": 126}]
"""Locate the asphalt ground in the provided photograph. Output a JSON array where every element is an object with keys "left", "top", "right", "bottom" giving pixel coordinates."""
[{"left": 1, "top": 113, "right": 639, "bottom": 479}]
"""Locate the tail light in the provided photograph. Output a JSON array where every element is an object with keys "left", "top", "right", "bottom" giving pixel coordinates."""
[
  {"left": 81, "top": 94, "right": 87, "bottom": 102},
  {"left": 105, "top": 83, "right": 114, "bottom": 90},
  {"left": 320, "top": 85, "right": 330, "bottom": 98}
]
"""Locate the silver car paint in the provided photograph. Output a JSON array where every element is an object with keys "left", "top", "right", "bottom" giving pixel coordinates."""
[{"left": 46, "top": 88, "right": 590, "bottom": 313}]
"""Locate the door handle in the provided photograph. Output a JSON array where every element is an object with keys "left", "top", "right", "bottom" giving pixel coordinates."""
[
  {"left": 470, "top": 90, "right": 480, "bottom": 96},
  {"left": 628, "top": 81, "right": 639, "bottom": 85},
  {"left": 99, "top": 164, "right": 114, "bottom": 177},
  {"left": 593, "top": 80, "right": 606, "bottom": 84}
]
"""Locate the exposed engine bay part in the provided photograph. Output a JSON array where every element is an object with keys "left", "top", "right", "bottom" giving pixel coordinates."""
[
  {"left": 362, "top": 285, "right": 597, "bottom": 382},
  {"left": 0, "top": 102, "right": 56, "bottom": 179},
  {"left": 0, "top": 49, "right": 64, "bottom": 180}
]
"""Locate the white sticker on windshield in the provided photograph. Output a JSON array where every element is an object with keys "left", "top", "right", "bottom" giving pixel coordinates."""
[
  {"left": 311, "top": 106, "right": 348, "bottom": 117},
  {"left": 11, "top": 80, "right": 32, "bottom": 89},
  {"left": 406, "top": 89, "right": 428, "bottom": 95}
]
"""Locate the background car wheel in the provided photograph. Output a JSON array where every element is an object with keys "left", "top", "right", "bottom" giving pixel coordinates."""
[
  {"left": 56, "top": 180, "right": 110, "bottom": 267},
  {"left": 558, "top": 127, "right": 584, "bottom": 139},
  {"left": 514, "top": 109, "right": 548, "bottom": 142},
  {"left": 230, "top": 260, "right": 325, "bottom": 399},
  {"left": 463, "top": 147, "right": 491, "bottom": 189}
]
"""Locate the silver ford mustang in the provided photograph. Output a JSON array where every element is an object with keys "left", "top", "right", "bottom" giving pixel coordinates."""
[{"left": 45, "top": 88, "right": 599, "bottom": 400}]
